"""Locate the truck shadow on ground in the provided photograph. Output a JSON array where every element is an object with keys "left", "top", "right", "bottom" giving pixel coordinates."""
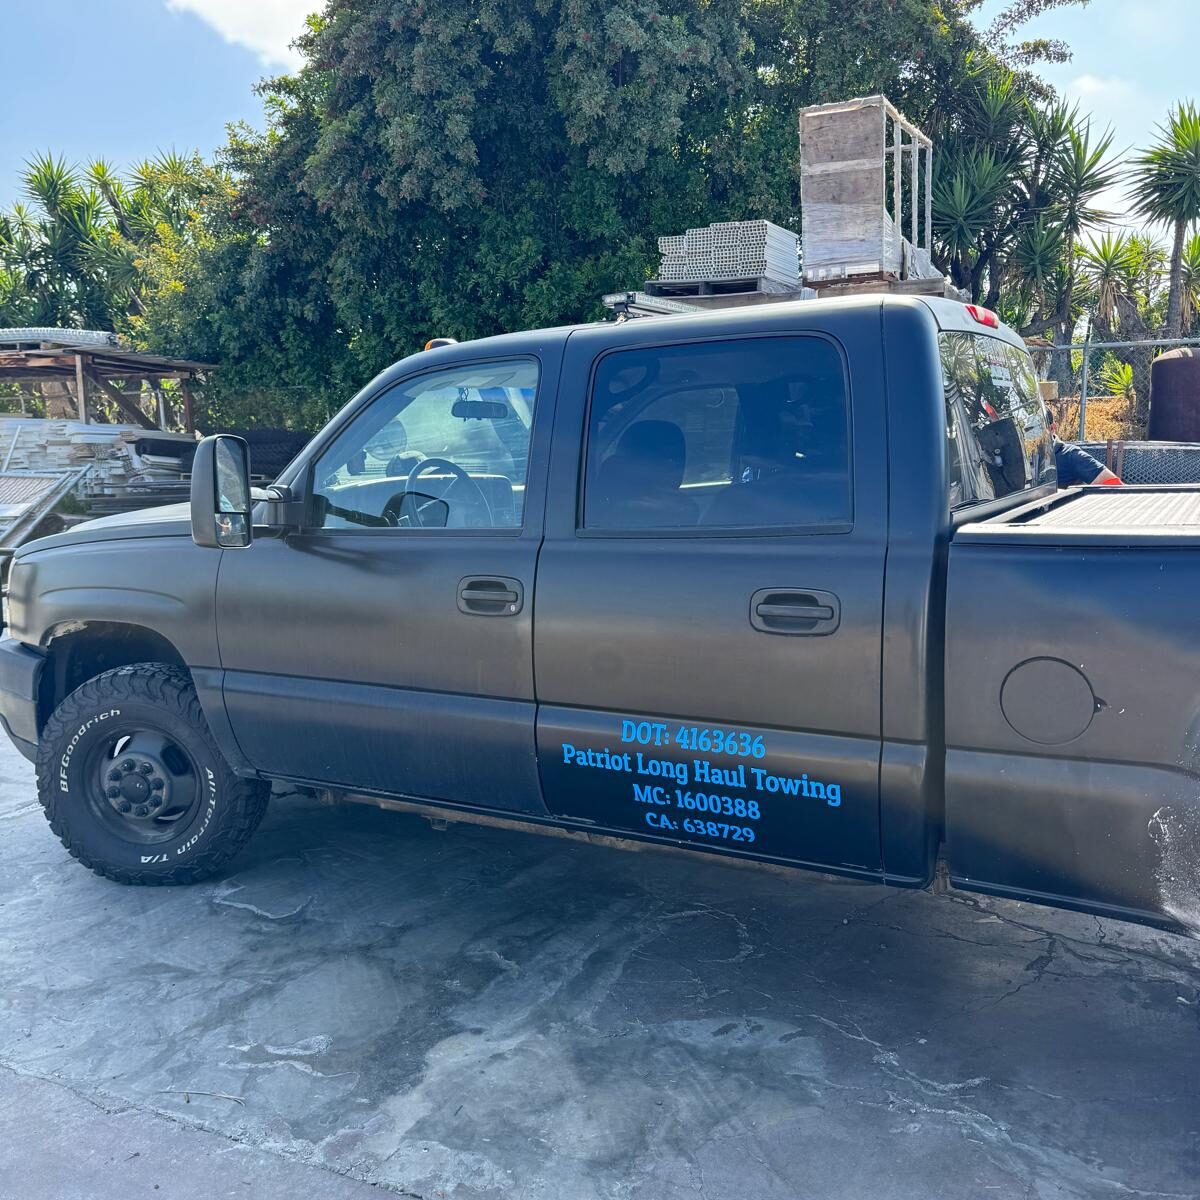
[{"left": 2, "top": 788, "right": 1198, "bottom": 1200}]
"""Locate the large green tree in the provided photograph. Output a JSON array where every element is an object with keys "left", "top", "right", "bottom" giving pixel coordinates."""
[{"left": 137, "top": 0, "right": 1083, "bottom": 426}]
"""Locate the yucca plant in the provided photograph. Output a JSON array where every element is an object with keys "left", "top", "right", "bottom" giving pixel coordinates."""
[
  {"left": 1081, "top": 232, "right": 1135, "bottom": 329},
  {"left": 1130, "top": 101, "right": 1200, "bottom": 336},
  {"left": 1097, "top": 354, "right": 1136, "bottom": 404},
  {"left": 1052, "top": 119, "right": 1120, "bottom": 247},
  {"left": 933, "top": 147, "right": 1013, "bottom": 265},
  {"left": 0, "top": 152, "right": 213, "bottom": 330},
  {"left": 1179, "top": 231, "right": 1200, "bottom": 333}
]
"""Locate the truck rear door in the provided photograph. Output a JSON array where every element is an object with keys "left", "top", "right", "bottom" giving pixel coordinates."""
[{"left": 533, "top": 308, "right": 887, "bottom": 877}]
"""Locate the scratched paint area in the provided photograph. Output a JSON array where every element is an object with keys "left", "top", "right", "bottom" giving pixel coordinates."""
[
  {"left": 1150, "top": 804, "right": 1200, "bottom": 936},
  {"left": 1, "top": 743, "right": 1198, "bottom": 1199}
]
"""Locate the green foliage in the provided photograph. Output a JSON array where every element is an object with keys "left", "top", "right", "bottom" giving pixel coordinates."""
[
  {"left": 13, "top": 0, "right": 1189, "bottom": 433},
  {"left": 1130, "top": 102, "right": 1200, "bottom": 335},
  {"left": 0, "top": 152, "right": 215, "bottom": 330},
  {"left": 1130, "top": 102, "right": 1200, "bottom": 228},
  {"left": 1180, "top": 231, "right": 1200, "bottom": 332},
  {"left": 1080, "top": 231, "right": 1135, "bottom": 330},
  {"left": 1096, "top": 353, "right": 1135, "bottom": 402},
  {"left": 132, "top": 0, "right": 1041, "bottom": 427},
  {"left": 931, "top": 62, "right": 1120, "bottom": 341}
]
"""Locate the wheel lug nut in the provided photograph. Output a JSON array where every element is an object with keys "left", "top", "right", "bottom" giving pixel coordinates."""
[
  {"left": 107, "top": 769, "right": 121, "bottom": 783},
  {"left": 120, "top": 759, "right": 135, "bottom": 772},
  {"left": 106, "top": 786, "right": 121, "bottom": 799},
  {"left": 138, "top": 762, "right": 153, "bottom": 775},
  {"left": 151, "top": 778, "right": 164, "bottom": 791},
  {"left": 118, "top": 802, "right": 132, "bottom": 814},
  {"left": 134, "top": 805, "right": 148, "bottom": 817},
  {"left": 150, "top": 796, "right": 162, "bottom": 809}
]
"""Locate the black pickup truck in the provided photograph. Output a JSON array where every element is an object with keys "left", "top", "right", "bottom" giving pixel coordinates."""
[{"left": 3, "top": 296, "right": 1199, "bottom": 936}]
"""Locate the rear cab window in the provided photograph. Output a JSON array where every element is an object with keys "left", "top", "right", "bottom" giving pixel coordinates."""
[
  {"left": 583, "top": 336, "right": 852, "bottom": 532},
  {"left": 939, "top": 332, "right": 1055, "bottom": 509}
]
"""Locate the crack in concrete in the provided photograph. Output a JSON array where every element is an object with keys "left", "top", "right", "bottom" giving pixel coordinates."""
[
  {"left": 945, "top": 893, "right": 1200, "bottom": 981},
  {"left": 0, "top": 802, "right": 41, "bottom": 822},
  {"left": 0, "top": 1059, "right": 425, "bottom": 1197}
]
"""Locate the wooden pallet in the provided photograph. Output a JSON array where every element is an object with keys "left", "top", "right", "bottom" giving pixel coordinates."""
[
  {"left": 806, "top": 274, "right": 959, "bottom": 298},
  {"left": 645, "top": 277, "right": 801, "bottom": 298}
]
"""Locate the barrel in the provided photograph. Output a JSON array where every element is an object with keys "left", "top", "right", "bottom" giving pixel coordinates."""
[{"left": 1148, "top": 347, "right": 1200, "bottom": 441}]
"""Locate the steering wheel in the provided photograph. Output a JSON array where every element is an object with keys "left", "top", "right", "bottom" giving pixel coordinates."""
[{"left": 383, "top": 456, "right": 493, "bottom": 528}]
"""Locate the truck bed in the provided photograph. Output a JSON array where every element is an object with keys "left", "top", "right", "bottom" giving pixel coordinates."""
[
  {"left": 957, "top": 485, "right": 1200, "bottom": 544},
  {"left": 1017, "top": 487, "right": 1200, "bottom": 529},
  {"left": 945, "top": 481, "right": 1200, "bottom": 931}
]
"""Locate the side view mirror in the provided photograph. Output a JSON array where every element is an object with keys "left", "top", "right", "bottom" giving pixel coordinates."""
[{"left": 191, "top": 435, "right": 252, "bottom": 549}]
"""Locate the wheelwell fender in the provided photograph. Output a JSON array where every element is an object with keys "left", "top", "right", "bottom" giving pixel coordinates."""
[{"left": 36, "top": 622, "right": 251, "bottom": 776}]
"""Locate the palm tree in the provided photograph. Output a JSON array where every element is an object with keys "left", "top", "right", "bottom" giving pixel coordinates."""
[
  {"left": 1016, "top": 114, "right": 1120, "bottom": 338},
  {"left": 1180, "top": 232, "right": 1200, "bottom": 333},
  {"left": 0, "top": 151, "right": 214, "bottom": 331},
  {"left": 1081, "top": 232, "right": 1134, "bottom": 331},
  {"left": 1129, "top": 101, "right": 1200, "bottom": 336}
]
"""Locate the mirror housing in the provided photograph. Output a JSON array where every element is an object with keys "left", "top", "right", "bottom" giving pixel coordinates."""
[{"left": 190, "top": 435, "right": 253, "bottom": 549}]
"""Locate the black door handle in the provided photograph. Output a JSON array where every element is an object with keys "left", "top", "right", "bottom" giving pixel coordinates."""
[
  {"left": 749, "top": 588, "right": 840, "bottom": 636},
  {"left": 754, "top": 602, "right": 835, "bottom": 622},
  {"left": 458, "top": 576, "right": 524, "bottom": 616}
]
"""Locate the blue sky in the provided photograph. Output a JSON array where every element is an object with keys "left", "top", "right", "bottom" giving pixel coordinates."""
[
  {"left": 0, "top": 0, "right": 295, "bottom": 205},
  {"left": 976, "top": 0, "right": 1200, "bottom": 226},
  {"left": 2, "top": 0, "right": 1197, "bottom": 229}
]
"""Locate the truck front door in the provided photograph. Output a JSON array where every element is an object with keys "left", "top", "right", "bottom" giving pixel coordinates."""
[
  {"left": 534, "top": 316, "right": 888, "bottom": 877},
  {"left": 214, "top": 351, "right": 555, "bottom": 815}
]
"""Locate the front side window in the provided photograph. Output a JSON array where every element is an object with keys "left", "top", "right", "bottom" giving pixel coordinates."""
[
  {"left": 940, "top": 333, "right": 1055, "bottom": 506},
  {"left": 311, "top": 359, "right": 538, "bottom": 530},
  {"left": 584, "top": 337, "right": 851, "bottom": 531}
]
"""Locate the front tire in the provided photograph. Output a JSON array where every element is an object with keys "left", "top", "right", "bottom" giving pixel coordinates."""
[{"left": 36, "top": 664, "right": 269, "bottom": 885}]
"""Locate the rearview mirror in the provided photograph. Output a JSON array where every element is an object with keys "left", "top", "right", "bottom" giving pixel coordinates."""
[
  {"left": 191, "top": 434, "right": 252, "bottom": 549},
  {"left": 451, "top": 399, "right": 509, "bottom": 421}
]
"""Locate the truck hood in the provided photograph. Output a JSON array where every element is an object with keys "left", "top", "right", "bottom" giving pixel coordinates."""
[{"left": 15, "top": 502, "right": 193, "bottom": 557}]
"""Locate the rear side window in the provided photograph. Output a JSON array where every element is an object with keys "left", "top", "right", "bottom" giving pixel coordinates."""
[
  {"left": 583, "top": 337, "right": 851, "bottom": 531},
  {"left": 940, "top": 333, "right": 1055, "bottom": 506}
]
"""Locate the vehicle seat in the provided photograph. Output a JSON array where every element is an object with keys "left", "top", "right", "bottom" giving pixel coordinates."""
[{"left": 592, "top": 420, "right": 699, "bottom": 529}]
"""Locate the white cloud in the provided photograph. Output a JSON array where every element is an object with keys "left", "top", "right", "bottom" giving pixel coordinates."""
[
  {"left": 1066, "top": 74, "right": 1137, "bottom": 104},
  {"left": 165, "top": 0, "right": 313, "bottom": 68}
]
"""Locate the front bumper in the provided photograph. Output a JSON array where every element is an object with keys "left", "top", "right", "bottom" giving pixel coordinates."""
[{"left": 0, "top": 638, "right": 44, "bottom": 762}]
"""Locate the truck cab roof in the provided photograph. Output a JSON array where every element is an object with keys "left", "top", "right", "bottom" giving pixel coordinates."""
[{"left": 410, "top": 293, "right": 1025, "bottom": 374}]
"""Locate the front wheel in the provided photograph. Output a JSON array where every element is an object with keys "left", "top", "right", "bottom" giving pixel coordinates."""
[{"left": 35, "top": 663, "right": 269, "bottom": 885}]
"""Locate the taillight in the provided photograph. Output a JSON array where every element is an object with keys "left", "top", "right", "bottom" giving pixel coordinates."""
[{"left": 964, "top": 304, "right": 1000, "bottom": 329}]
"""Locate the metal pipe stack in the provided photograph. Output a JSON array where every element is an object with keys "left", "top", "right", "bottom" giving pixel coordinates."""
[{"left": 657, "top": 220, "right": 800, "bottom": 288}]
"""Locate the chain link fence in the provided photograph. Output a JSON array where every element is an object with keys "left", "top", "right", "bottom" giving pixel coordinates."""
[
  {"left": 1033, "top": 337, "right": 1200, "bottom": 442},
  {"left": 1033, "top": 337, "right": 1200, "bottom": 484}
]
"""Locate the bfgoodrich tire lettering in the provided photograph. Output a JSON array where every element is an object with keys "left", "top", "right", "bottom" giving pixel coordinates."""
[{"left": 35, "top": 663, "right": 269, "bottom": 885}]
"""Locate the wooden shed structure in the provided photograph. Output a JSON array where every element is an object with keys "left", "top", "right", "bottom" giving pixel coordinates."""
[{"left": 0, "top": 329, "right": 211, "bottom": 433}]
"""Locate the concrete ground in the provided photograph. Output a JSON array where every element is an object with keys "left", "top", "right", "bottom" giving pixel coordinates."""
[{"left": 0, "top": 737, "right": 1197, "bottom": 1200}]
